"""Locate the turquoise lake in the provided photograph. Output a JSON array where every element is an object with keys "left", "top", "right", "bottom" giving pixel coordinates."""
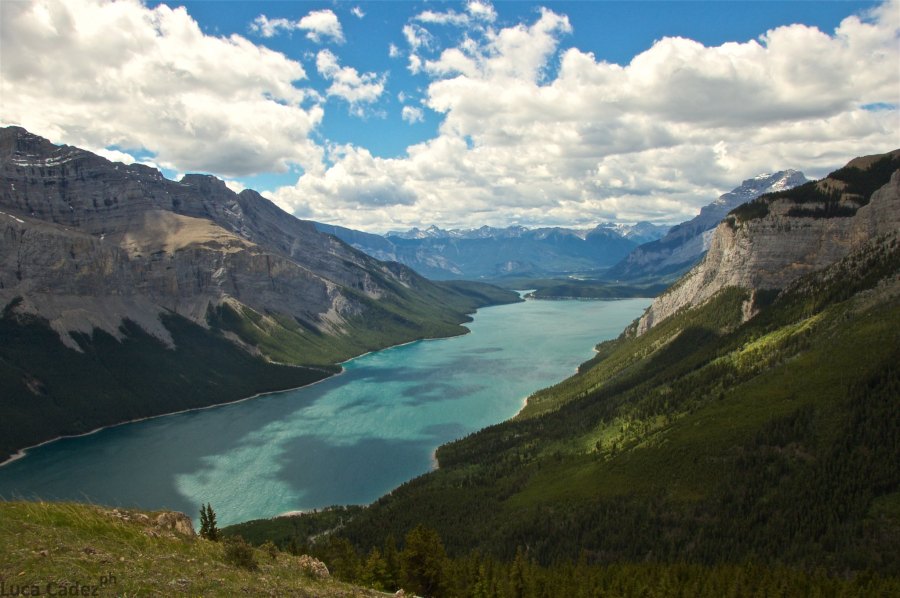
[{"left": 0, "top": 298, "right": 650, "bottom": 526}]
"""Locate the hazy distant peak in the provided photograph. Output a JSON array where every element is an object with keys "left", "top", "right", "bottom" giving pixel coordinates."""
[{"left": 712, "top": 170, "right": 809, "bottom": 207}]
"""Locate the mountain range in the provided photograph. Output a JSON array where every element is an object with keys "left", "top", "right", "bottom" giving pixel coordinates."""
[
  {"left": 314, "top": 221, "right": 670, "bottom": 280},
  {"left": 0, "top": 126, "right": 519, "bottom": 463},
  {"left": 315, "top": 172, "right": 809, "bottom": 284},
  {"left": 3, "top": 127, "right": 898, "bottom": 592},
  {"left": 228, "top": 148, "right": 900, "bottom": 593}
]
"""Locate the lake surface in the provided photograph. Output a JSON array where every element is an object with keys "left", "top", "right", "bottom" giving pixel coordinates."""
[{"left": 0, "top": 297, "right": 649, "bottom": 526}]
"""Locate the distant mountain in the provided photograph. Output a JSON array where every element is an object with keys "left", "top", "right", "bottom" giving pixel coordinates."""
[
  {"left": 315, "top": 222, "right": 670, "bottom": 280},
  {"left": 235, "top": 149, "right": 900, "bottom": 590},
  {"left": 0, "top": 126, "right": 519, "bottom": 462},
  {"left": 607, "top": 170, "right": 809, "bottom": 282}
]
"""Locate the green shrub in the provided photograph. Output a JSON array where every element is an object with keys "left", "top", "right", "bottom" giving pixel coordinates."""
[{"left": 223, "top": 535, "right": 258, "bottom": 571}]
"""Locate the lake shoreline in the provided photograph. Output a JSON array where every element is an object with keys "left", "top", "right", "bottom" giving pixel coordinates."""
[
  {"left": 0, "top": 298, "right": 649, "bottom": 524},
  {"left": 0, "top": 328, "right": 478, "bottom": 470}
]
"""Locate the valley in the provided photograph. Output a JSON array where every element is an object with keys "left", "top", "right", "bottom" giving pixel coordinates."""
[
  {"left": 219, "top": 150, "right": 900, "bottom": 595},
  {"left": 1, "top": 0, "right": 898, "bottom": 589},
  {"left": 0, "top": 296, "right": 650, "bottom": 527}
]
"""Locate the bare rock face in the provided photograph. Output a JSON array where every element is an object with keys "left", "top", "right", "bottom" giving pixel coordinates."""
[
  {"left": 608, "top": 170, "right": 809, "bottom": 281},
  {"left": 0, "top": 127, "right": 446, "bottom": 356},
  {"left": 637, "top": 151, "right": 900, "bottom": 334}
]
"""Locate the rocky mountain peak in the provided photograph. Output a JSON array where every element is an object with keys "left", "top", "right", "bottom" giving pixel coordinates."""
[
  {"left": 710, "top": 170, "right": 809, "bottom": 208},
  {"left": 636, "top": 150, "right": 900, "bottom": 334},
  {"left": 0, "top": 126, "right": 497, "bottom": 358}
]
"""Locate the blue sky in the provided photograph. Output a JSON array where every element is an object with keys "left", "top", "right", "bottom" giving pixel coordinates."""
[
  {"left": 2, "top": 0, "right": 898, "bottom": 231},
  {"left": 161, "top": 1, "right": 878, "bottom": 160}
]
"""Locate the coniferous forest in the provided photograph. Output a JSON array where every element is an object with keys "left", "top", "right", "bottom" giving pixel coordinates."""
[{"left": 225, "top": 231, "right": 900, "bottom": 595}]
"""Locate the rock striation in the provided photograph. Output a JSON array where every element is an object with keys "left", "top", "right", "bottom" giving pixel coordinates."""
[
  {"left": 637, "top": 150, "right": 900, "bottom": 334},
  {"left": 608, "top": 171, "right": 809, "bottom": 282},
  {"left": 0, "top": 126, "right": 486, "bottom": 355}
]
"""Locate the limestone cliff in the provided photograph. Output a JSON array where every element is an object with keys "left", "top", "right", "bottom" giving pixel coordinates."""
[
  {"left": 608, "top": 170, "right": 809, "bottom": 282},
  {"left": 637, "top": 150, "right": 900, "bottom": 334},
  {"left": 0, "top": 126, "right": 508, "bottom": 360}
]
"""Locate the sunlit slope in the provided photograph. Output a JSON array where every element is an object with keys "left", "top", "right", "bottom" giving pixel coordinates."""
[{"left": 288, "top": 234, "right": 900, "bottom": 572}]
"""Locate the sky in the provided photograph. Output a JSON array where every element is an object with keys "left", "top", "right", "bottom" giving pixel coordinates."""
[{"left": 1, "top": 0, "right": 898, "bottom": 233}]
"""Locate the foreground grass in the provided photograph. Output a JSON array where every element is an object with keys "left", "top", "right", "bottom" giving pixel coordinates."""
[{"left": 0, "top": 501, "right": 384, "bottom": 597}]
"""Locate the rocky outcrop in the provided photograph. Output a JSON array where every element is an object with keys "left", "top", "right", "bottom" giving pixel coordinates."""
[
  {"left": 154, "top": 512, "right": 197, "bottom": 538},
  {"left": 609, "top": 171, "right": 809, "bottom": 282},
  {"left": 637, "top": 151, "right": 900, "bottom": 334},
  {"left": 0, "top": 126, "right": 488, "bottom": 357},
  {"left": 296, "top": 554, "right": 330, "bottom": 579}
]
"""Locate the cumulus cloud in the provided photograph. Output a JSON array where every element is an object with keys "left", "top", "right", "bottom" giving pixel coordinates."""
[
  {"left": 402, "top": 106, "right": 425, "bottom": 124},
  {"left": 250, "top": 15, "right": 294, "bottom": 38},
  {"left": 250, "top": 9, "right": 343, "bottom": 43},
  {"left": 414, "top": 1, "right": 497, "bottom": 27},
  {"left": 351, "top": 6, "right": 365, "bottom": 19},
  {"left": 273, "top": 1, "right": 900, "bottom": 231},
  {"left": 3, "top": 0, "right": 897, "bottom": 232},
  {"left": 316, "top": 50, "right": 386, "bottom": 113},
  {"left": 299, "top": 9, "right": 344, "bottom": 43},
  {"left": 1, "top": 0, "right": 324, "bottom": 177}
]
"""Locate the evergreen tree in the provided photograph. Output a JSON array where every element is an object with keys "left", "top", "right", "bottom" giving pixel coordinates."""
[
  {"left": 199, "top": 503, "right": 219, "bottom": 541},
  {"left": 199, "top": 504, "right": 209, "bottom": 539},
  {"left": 400, "top": 525, "right": 447, "bottom": 597}
]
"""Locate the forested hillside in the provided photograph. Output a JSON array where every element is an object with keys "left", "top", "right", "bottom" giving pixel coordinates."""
[{"left": 227, "top": 163, "right": 900, "bottom": 596}]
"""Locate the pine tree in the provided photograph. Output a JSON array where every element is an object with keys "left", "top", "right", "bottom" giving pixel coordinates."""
[
  {"left": 400, "top": 525, "right": 447, "bottom": 597},
  {"left": 199, "top": 503, "right": 219, "bottom": 541},
  {"left": 199, "top": 504, "right": 209, "bottom": 539}
]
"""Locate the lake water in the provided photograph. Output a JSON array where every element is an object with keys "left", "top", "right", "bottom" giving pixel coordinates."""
[{"left": 0, "top": 297, "right": 650, "bottom": 526}]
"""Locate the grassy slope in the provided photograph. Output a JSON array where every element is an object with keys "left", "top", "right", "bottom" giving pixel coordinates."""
[
  {"left": 231, "top": 236, "right": 900, "bottom": 577},
  {"left": 0, "top": 501, "right": 383, "bottom": 597}
]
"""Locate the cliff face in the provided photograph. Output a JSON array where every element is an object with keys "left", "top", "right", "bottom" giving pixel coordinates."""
[
  {"left": 608, "top": 171, "right": 809, "bottom": 282},
  {"left": 0, "top": 126, "right": 495, "bottom": 357},
  {"left": 637, "top": 151, "right": 900, "bottom": 334}
]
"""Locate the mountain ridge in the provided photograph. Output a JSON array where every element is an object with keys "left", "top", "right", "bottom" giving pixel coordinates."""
[
  {"left": 607, "top": 170, "right": 810, "bottom": 282},
  {"left": 315, "top": 221, "right": 670, "bottom": 280},
  {"left": 638, "top": 150, "right": 900, "bottom": 333}
]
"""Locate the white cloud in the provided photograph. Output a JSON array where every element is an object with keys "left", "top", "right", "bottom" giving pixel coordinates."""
[
  {"left": 250, "top": 9, "right": 343, "bottom": 43},
  {"left": 351, "top": 6, "right": 365, "bottom": 19},
  {"left": 1, "top": 0, "right": 324, "bottom": 178},
  {"left": 93, "top": 148, "right": 138, "bottom": 165},
  {"left": 408, "top": 54, "right": 424, "bottom": 75},
  {"left": 415, "top": 9, "right": 470, "bottom": 27},
  {"left": 466, "top": 1, "right": 497, "bottom": 23},
  {"left": 316, "top": 50, "right": 386, "bottom": 112},
  {"left": 402, "top": 106, "right": 425, "bottom": 124},
  {"left": 403, "top": 23, "right": 433, "bottom": 51},
  {"left": 272, "top": 1, "right": 900, "bottom": 231},
  {"left": 299, "top": 9, "right": 344, "bottom": 43},
  {"left": 250, "top": 15, "right": 294, "bottom": 38},
  {"left": 3, "top": 0, "right": 897, "bottom": 232},
  {"left": 389, "top": 43, "right": 401, "bottom": 58},
  {"left": 414, "top": 1, "right": 496, "bottom": 27}
]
